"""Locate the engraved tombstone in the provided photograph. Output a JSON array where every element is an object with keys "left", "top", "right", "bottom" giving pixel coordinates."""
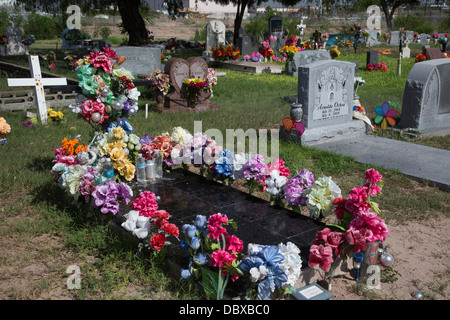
[
  {"left": 3, "top": 26, "right": 28, "bottom": 55},
  {"left": 113, "top": 46, "right": 161, "bottom": 77},
  {"left": 287, "top": 50, "right": 331, "bottom": 76},
  {"left": 389, "top": 31, "right": 400, "bottom": 45},
  {"left": 366, "top": 29, "right": 380, "bottom": 47},
  {"left": 399, "top": 59, "right": 450, "bottom": 132},
  {"left": 281, "top": 60, "right": 366, "bottom": 145},
  {"left": 366, "top": 50, "right": 379, "bottom": 66},
  {"left": 298, "top": 60, "right": 355, "bottom": 128},
  {"left": 155, "top": 57, "right": 219, "bottom": 113},
  {"left": 236, "top": 27, "right": 259, "bottom": 56},
  {"left": 419, "top": 33, "right": 429, "bottom": 45},
  {"left": 202, "top": 20, "right": 226, "bottom": 61},
  {"left": 424, "top": 47, "right": 443, "bottom": 60}
]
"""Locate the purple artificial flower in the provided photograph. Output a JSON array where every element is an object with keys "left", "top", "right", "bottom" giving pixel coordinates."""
[
  {"left": 140, "top": 134, "right": 153, "bottom": 146},
  {"left": 20, "top": 121, "right": 36, "bottom": 129},
  {"left": 242, "top": 154, "right": 267, "bottom": 181},
  {"left": 283, "top": 169, "right": 314, "bottom": 206},
  {"left": 91, "top": 180, "right": 132, "bottom": 215}
]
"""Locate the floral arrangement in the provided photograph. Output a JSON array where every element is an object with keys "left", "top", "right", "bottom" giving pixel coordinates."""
[
  {"left": 432, "top": 33, "right": 439, "bottom": 39},
  {"left": 285, "top": 35, "right": 297, "bottom": 47},
  {"left": 206, "top": 68, "right": 217, "bottom": 89},
  {"left": 259, "top": 38, "right": 274, "bottom": 58},
  {"left": 308, "top": 168, "right": 389, "bottom": 285},
  {"left": 366, "top": 61, "right": 388, "bottom": 72},
  {"left": 415, "top": 53, "right": 427, "bottom": 63},
  {"left": 183, "top": 77, "right": 209, "bottom": 107},
  {"left": 354, "top": 76, "right": 365, "bottom": 96},
  {"left": 329, "top": 45, "right": 340, "bottom": 59},
  {"left": 47, "top": 108, "right": 64, "bottom": 123},
  {"left": 180, "top": 213, "right": 242, "bottom": 300},
  {"left": 147, "top": 68, "right": 170, "bottom": 95},
  {"left": 69, "top": 48, "right": 140, "bottom": 131},
  {"left": 278, "top": 45, "right": 301, "bottom": 61},
  {"left": 211, "top": 44, "right": 240, "bottom": 61}
]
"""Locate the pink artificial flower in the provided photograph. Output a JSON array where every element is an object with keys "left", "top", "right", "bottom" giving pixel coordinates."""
[
  {"left": 363, "top": 182, "right": 382, "bottom": 196},
  {"left": 102, "top": 47, "right": 118, "bottom": 60},
  {"left": 90, "top": 52, "right": 113, "bottom": 73},
  {"left": 225, "top": 235, "right": 243, "bottom": 254},
  {"left": 210, "top": 249, "right": 235, "bottom": 267},
  {"left": 132, "top": 190, "right": 159, "bottom": 217},
  {"left": 344, "top": 227, "right": 368, "bottom": 252},
  {"left": 48, "top": 61, "right": 56, "bottom": 70},
  {"left": 266, "top": 158, "right": 290, "bottom": 178},
  {"left": 365, "top": 168, "right": 383, "bottom": 184},
  {"left": 364, "top": 215, "right": 390, "bottom": 242},
  {"left": 349, "top": 187, "right": 368, "bottom": 203},
  {"left": 207, "top": 213, "right": 229, "bottom": 240},
  {"left": 313, "top": 228, "right": 344, "bottom": 255},
  {"left": 208, "top": 213, "right": 228, "bottom": 226},
  {"left": 308, "top": 244, "right": 334, "bottom": 272},
  {"left": 332, "top": 197, "right": 347, "bottom": 220}
]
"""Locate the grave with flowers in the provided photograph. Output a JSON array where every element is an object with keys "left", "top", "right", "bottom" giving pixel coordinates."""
[{"left": 48, "top": 46, "right": 392, "bottom": 300}]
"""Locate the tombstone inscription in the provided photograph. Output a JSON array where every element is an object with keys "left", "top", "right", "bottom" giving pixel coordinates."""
[
  {"left": 424, "top": 47, "right": 443, "bottom": 60},
  {"left": 399, "top": 59, "right": 450, "bottom": 132},
  {"left": 114, "top": 46, "right": 161, "bottom": 77}
]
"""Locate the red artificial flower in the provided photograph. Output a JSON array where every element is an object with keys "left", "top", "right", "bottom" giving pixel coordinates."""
[
  {"left": 308, "top": 244, "right": 334, "bottom": 272},
  {"left": 161, "top": 222, "right": 180, "bottom": 237},
  {"left": 150, "top": 233, "right": 166, "bottom": 251},
  {"left": 225, "top": 235, "right": 243, "bottom": 254}
]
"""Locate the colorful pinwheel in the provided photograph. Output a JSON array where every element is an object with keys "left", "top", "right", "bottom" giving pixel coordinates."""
[{"left": 374, "top": 102, "right": 398, "bottom": 130}]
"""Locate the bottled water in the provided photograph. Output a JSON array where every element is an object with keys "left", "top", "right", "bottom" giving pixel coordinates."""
[
  {"left": 136, "top": 154, "right": 146, "bottom": 183},
  {"left": 154, "top": 151, "right": 163, "bottom": 178},
  {"left": 103, "top": 158, "right": 114, "bottom": 181},
  {"left": 146, "top": 159, "right": 155, "bottom": 180}
]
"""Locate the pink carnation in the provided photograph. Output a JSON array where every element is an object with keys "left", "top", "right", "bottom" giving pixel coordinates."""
[
  {"left": 308, "top": 244, "right": 334, "bottom": 272},
  {"left": 225, "top": 235, "right": 243, "bottom": 254},
  {"left": 365, "top": 168, "right": 383, "bottom": 184},
  {"left": 210, "top": 249, "right": 235, "bottom": 267},
  {"left": 266, "top": 158, "right": 290, "bottom": 178},
  {"left": 313, "top": 228, "right": 344, "bottom": 255},
  {"left": 90, "top": 52, "right": 113, "bottom": 73},
  {"left": 132, "top": 191, "right": 158, "bottom": 217}
]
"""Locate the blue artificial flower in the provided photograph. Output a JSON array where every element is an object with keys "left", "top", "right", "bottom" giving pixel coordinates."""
[
  {"left": 180, "top": 268, "right": 191, "bottom": 280},
  {"left": 194, "top": 215, "right": 207, "bottom": 229},
  {"left": 260, "top": 245, "right": 285, "bottom": 268},
  {"left": 190, "top": 236, "right": 201, "bottom": 250},
  {"left": 214, "top": 149, "right": 234, "bottom": 178},
  {"left": 182, "top": 224, "right": 197, "bottom": 239},
  {"left": 194, "top": 253, "right": 208, "bottom": 265},
  {"left": 238, "top": 256, "right": 265, "bottom": 273}
]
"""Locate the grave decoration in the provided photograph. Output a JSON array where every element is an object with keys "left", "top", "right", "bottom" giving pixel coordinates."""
[
  {"left": 154, "top": 57, "right": 219, "bottom": 113},
  {"left": 309, "top": 168, "right": 390, "bottom": 288},
  {"left": 0, "top": 116, "right": 11, "bottom": 145},
  {"left": 50, "top": 48, "right": 389, "bottom": 299},
  {"left": 373, "top": 102, "right": 398, "bottom": 130},
  {"left": 68, "top": 47, "right": 140, "bottom": 132},
  {"left": 211, "top": 44, "right": 240, "bottom": 61}
]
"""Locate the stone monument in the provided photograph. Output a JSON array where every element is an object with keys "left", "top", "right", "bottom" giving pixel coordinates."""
[
  {"left": 281, "top": 60, "right": 366, "bottom": 145},
  {"left": 202, "top": 20, "right": 226, "bottom": 62},
  {"left": 154, "top": 57, "right": 219, "bottom": 113},
  {"left": 114, "top": 46, "right": 161, "bottom": 77},
  {"left": 286, "top": 50, "right": 331, "bottom": 76},
  {"left": 1, "top": 25, "right": 29, "bottom": 56},
  {"left": 399, "top": 59, "right": 450, "bottom": 133}
]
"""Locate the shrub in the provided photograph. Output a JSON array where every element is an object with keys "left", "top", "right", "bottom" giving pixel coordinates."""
[
  {"left": 23, "top": 12, "right": 63, "bottom": 40},
  {"left": 394, "top": 14, "right": 434, "bottom": 34}
]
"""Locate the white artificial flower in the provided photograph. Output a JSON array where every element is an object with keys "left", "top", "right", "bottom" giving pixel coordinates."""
[
  {"left": 278, "top": 242, "right": 302, "bottom": 288},
  {"left": 127, "top": 87, "right": 141, "bottom": 101},
  {"left": 171, "top": 127, "right": 193, "bottom": 146},
  {"left": 265, "top": 170, "right": 288, "bottom": 196},
  {"left": 121, "top": 210, "right": 151, "bottom": 239},
  {"left": 249, "top": 265, "right": 269, "bottom": 283}
]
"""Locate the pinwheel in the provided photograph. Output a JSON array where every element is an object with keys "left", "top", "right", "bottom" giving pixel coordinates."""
[{"left": 374, "top": 102, "right": 398, "bottom": 130}]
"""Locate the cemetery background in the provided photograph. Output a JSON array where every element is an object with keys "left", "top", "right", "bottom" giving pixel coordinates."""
[{"left": 0, "top": 7, "right": 449, "bottom": 301}]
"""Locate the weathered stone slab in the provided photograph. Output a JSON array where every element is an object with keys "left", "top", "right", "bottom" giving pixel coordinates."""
[{"left": 222, "top": 60, "right": 283, "bottom": 74}]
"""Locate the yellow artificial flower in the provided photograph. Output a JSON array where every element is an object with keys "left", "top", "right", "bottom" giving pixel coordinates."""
[
  {"left": 106, "top": 140, "right": 126, "bottom": 154},
  {"left": 109, "top": 147, "right": 126, "bottom": 163},
  {"left": 112, "top": 126, "right": 126, "bottom": 141},
  {"left": 117, "top": 159, "right": 135, "bottom": 181}
]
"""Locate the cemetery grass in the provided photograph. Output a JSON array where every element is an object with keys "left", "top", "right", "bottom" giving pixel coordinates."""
[{"left": 1, "top": 51, "right": 450, "bottom": 300}]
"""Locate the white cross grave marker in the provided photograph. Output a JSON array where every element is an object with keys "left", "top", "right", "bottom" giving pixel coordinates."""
[{"left": 7, "top": 55, "right": 67, "bottom": 125}]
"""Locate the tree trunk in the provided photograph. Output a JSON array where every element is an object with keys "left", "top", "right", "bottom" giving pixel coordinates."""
[
  {"left": 233, "top": 0, "right": 248, "bottom": 45},
  {"left": 117, "top": 0, "right": 148, "bottom": 46}
]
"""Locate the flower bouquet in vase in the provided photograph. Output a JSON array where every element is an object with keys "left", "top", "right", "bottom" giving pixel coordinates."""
[{"left": 183, "top": 77, "right": 209, "bottom": 108}]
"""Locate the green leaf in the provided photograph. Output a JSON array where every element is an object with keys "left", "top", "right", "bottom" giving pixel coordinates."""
[
  {"left": 325, "top": 223, "right": 346, "bottom": 232},
  {"left": 201, "top": 267, "right": 219, "bottom": 300},
  {"left": 368, "top": 200, "right": 382, "bottom": 217}
]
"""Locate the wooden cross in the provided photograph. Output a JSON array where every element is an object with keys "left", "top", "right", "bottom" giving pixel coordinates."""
[{"left": 7, "top": 55, "right": 67, "bottom": 125}]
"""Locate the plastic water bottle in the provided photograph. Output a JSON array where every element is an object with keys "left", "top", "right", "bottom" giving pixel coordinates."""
[
  {"left": 146, "top": 159, "right": 155, "bottom": 180},
  {"left": 136, "top": 154, "right": 146, "bottom": 183},
  {"left": 103, "top": 158, "right": 114, "bottom": 181},
  {"left": 154, "top": 151, "right": 163, "bottom": 178}
]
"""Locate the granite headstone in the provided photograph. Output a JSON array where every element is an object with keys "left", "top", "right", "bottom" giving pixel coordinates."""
[
  {"left": 366, "top": 29, "right": 380, "bottom": 47},
  {"left": 399, "top": 59, "right": 450, "bottom": 132},
  {"left": 419, "top": 33, "right": 429, "bottom": 45},
  {"left": 389, "top": 31, "right": 400, "bottom": 45},
  {"left": 2, "top": 26, "right": 28, "bottom": 55},
  {"left": 114, "top": 46, "right": 161, "bottom": 77},
  {"left": 287, "top": 50, "right": 331, "bottom": 76},
  {"left": 424, "top": 47, "right": 443, "bottom": 60},
  {"left": 366, "top": 50, "right": 379, "bottom": 66}
]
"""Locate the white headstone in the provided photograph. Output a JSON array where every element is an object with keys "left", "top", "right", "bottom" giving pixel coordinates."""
[
  {"left": 7, "top": 56, "right": 67, "bottom": 124},
  {"left": 205, "top": 20, "right": 226, "bottom": 51},
  {"left": 114, "top": 46, "right": 162, "bottom": 77}
]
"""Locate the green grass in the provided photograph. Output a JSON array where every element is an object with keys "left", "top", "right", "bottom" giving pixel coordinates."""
[{"left": 0, "top": 47, "right": 449, "bottom": 299}]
